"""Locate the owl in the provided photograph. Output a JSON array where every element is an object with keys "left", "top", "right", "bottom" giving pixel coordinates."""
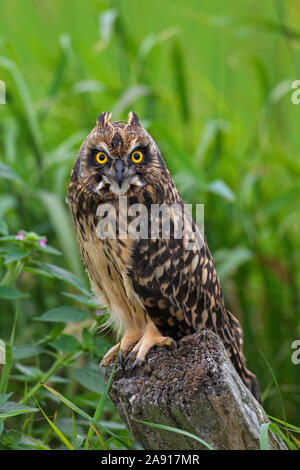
[{"left": 67, "top": 111, "right": 261, "bottom": 403}]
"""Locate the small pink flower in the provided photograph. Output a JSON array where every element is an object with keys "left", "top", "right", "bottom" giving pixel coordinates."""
[
  {"left": 16, "top": 231, "right": 25, "bottom": 240},
  {"left": 39, "top": 237, "right": 48, "bottom": 248},
  {"left": 96, "top": 309, "right": 104, "bottom": 316}
]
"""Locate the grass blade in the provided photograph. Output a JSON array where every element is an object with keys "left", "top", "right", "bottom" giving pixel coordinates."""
[
  {"left": 0, "top": 57, "right": 45, "bottom": 164},
  {"left": 268, "top": 422, "right": 298, "bottom": 450},
  {"left": 132, "top": 418, "right": 214, "bottom": 450},
  {"left": 41, "top": 382, "right": 133, "bottom": 449},
  {"left": 84, "top": 347, "right": 119, "bottom": 449},
  {"left": 267, "top": 415, "right": 300, "bottom": 433},
  {"left": 259, "top": 349, "right": 287, "bottom": 426},
  {"left": 34, "top": 397, "right": 74, "bottom": 450},
  {"left": 171, "top": 39, "right": 190, "bottom": 123},
  {"left": 259, "top": 422, "right": 271, "bottom": 450}
]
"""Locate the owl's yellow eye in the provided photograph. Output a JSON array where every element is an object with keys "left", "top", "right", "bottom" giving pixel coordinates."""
[
  {"left": 131, "top": 150, "right": 143, "bottom": 163},
  {"left": 96, "top": 152, "right": 108, "bottom": 164}
]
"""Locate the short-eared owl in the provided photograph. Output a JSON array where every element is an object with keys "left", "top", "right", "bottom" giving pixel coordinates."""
[{"left": 67, "top": 111, "right": 261, "bottom": 403}]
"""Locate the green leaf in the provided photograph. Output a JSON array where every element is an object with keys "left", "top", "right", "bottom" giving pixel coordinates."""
[
  {"left": 51, "top": 334, "right": 81, "bottom": 352},
  {"left": 5, "top": 247, "right": 31, "bottom": 264},
  {"left": 82, "top": 328, "right": 93, "bottom": 351},
  {"left": 207, "top": 179, "right": 236, "bottom": 202},
  {"left": 61, "top": 291, "right": 98, "bottom": 308},
  {"left": 24, "top": 266, "right": 55, "bottom": 279},
  {"left": 71, "top": 80, "right": 106, "bottom": 95},
  {"left": 214, "top": 246, "right": 253, "bottom": 280},
  {"left": 112, "top": 85, "right": 151, "bottom": 118},
  {"left": 49, "top": 324, "right": 65, "bottom": 341},
  {"left": 74, "top": 365, "right": 105, "bottom": 394},
  {"left": 34, "top": 262, "right": 89, "bottom": 295},
  {"left": 38, "top": 244, "right": 61, "bottom": 256},
  {"left": 93, "top": 337, "right": 112, "bottom": 358},
  {"left": 195, "top": 119, "right": 230, "bottom": 163},
  {"left": 0, "top": 162, "right": 23, "bottom": 184},
  {"left": 0, "top": 217, "right": 8, "bottom": 236},
  {"left": 17, "top": 432, "right": 51, "bottom": 450},
  {"left": 0, "top": 401, "right": 38, "bottom": 419},
  {"left": 259, "top": 422, "right": 271, "bottom": 450},
  {"left": 0, "top": 429, "right": 22, "bottom": 449},
  {"left": 0, "top": 235, "right": 24, "bottom": 243},
  {"left": 14, "top": 364, "right": 42, "bottom": 380},
  {"left": 46, "top": 130, "right": 89, "bottom": 167},
  {"left": 98, "top": 9, "right": 118, "bottom": 46},
  {"left": 137, "top": 27, "right": 178, "bottom": 63},
  {"left": 35, "top": 306, "right": 88, "bottom": 323},
  {"left": 0, "top": 286, "right": 27, "bottom": 299},
  {"left": 0, "top": 393, "right": 12, "bottom": 406},
  {"left": 72, "top": 434, "right": 84, "bottom": 450},
  {"left": 12, "top": 344, "right": 46, "bottom": 360}
]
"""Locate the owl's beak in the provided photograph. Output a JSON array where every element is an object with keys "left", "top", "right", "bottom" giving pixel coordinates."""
[{"left": 115, "top": 160, "right": 124, "bottom": 187}]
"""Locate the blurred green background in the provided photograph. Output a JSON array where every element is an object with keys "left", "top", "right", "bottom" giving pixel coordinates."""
[{"left": 0, "top": 0, "right": 299, "bottom": 449}]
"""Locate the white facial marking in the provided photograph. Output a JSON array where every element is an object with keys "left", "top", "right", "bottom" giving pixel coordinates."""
[
  {"left": 94, "top": 181, "right": 105, "bottom": 193},
  {"left": 130, "top": 176, "right": 145, "bottom": 187}
]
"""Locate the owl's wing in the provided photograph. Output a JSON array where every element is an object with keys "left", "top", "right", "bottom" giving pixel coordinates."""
[
  {"left": 129, "top": 210, "right": 251, "bottom": 384},
  {"left": 129, "top": 209, "right": 227, "bottom": 342}
]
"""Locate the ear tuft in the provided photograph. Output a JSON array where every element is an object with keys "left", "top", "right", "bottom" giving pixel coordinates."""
[
  {"left": 127, "top": 111, "right": 142, "bottom": 128},
  {"left": 96, "top": 111, "right": 112, "bottom": 127}
]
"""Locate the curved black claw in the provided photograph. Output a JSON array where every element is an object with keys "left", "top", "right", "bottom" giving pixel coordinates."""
[
  {"left": 99, "top": 362, "right": 106, "bottom": 377},
  {"left": 119, "top": 352, "right": 126, "bottom": 370},
  {"left": 123, "top": 349, "right": 135, "bottom": 368},
  {"left": 130, "top": 358, "right": 142, "bottom": 377}
]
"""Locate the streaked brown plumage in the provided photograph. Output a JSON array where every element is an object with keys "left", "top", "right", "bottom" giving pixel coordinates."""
[{"left": 67, "top": 111, "right": 261, "bottom": 403}]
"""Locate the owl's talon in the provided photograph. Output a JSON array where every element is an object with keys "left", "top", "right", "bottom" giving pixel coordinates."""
[
  {"left": 119, "top": 352, "right": 126, "bottom": 370},
  {"left": 123, "top": 349, "right": 136, "bottom": 367},
  {"left": 99, "top": 363, "right": 105, "bottom": 377},
  {"left": 130, "top": 358, "right": 142, "bottom": 376},
  {"left": 100, "top": 342, "right": 121, "bottom": 369}
]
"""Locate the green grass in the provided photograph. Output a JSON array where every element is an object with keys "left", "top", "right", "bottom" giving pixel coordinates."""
[{"left": 0, "top": 0, "right": 299, "bottom": 449}]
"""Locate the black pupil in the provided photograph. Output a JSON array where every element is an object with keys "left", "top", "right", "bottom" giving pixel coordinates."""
[
  {"left": 134, "top": 153, "right": 140, "bottom": 159},
  {"left": 99, "top": 153, "right": 105, "bottom": 160}
]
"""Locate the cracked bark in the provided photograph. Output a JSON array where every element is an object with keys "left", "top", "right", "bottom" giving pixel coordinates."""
[{"left": 106, "top": 330, "right": 286, "bottom": 450}]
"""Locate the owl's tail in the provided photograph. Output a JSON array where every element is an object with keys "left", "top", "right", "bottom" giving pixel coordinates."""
[
  {"left": 225, "top": 311, "right": 262, "bottom": 404},
  {"left": 239, "top": 364, "right": 262, "bottom": 404}
]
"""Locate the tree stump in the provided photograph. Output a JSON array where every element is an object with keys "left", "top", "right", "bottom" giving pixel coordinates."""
[{"left": 106, "top": 330, "right": 286, "bottom": 450}]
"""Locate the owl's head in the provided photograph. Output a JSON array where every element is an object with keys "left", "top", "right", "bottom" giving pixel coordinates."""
[{"left": 72, "top": 111, "right": 169, "bottom": 202}]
